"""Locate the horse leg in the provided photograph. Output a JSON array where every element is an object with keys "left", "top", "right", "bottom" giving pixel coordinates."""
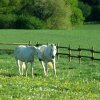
[
  {"left": 45, "top": 61, "right": 48, "bottom": 76},
  {"left": 17, "top": 60, "right": 22, "bottom": 76},
  {"left": 40, "top": 61, "right": 47, "bottom": 76},
  {"left": 52, "top": 59, "right": 56, "bottom": 77},
  {"left": 22, "top": 62, "right": 26, "bottom": 76},
  {"left": 25, "top": 62, "right": 28, "bottom": 77},
  {"left": 30, "top": 62, "right": 34, "bottom": 78}
]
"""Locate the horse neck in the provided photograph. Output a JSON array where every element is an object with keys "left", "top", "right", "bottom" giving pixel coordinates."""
[{"left": 44, "top": 46, "right": 52, "bottom": 58}]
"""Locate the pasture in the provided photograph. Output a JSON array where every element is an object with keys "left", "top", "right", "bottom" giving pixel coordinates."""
[{"left": 0, "top": 24, "right": 100, "bottom": 99}]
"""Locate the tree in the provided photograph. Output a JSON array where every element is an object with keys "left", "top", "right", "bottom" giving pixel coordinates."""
[
  {"left": 65, "top": 0, "right": 84, "bottom": 25},
  {"left": 15, "top": 15, "right": 45, "bottom": 29},
  {"left": 20, "top": 0, "right": 72, "bottom": 29},
  {"left": 46, "top": 0, "right": 72, "bottom": 29},
  {"left": 79, "top": 0, "right": 100, "bottom": 22},
  {"left": 79, "top": 0, "right": 100, "bottom": 5},
  {"left": 71, "top": 7, "right": 84, "bottom": 25},
  {"left": 0, "top": 14, "right": 16, "bottom": 28},
  {"left": 79, "top": 2, "right": 92, "bottom": 21},
  {"left": 0, "top": 0, "right": 9, "bottom": 6},
  {"left": 0, "top": 0, "right": 84, "bottom": 29},
  {"left": 88, "top": 5, "right": 100, "bottom": 21}
]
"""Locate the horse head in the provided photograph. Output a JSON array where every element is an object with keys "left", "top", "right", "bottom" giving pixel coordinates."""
[{"left": 49, "top": 44, "right": 57, "bottom": 59}]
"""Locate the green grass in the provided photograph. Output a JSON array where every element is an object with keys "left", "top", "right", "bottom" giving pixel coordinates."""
[
  {"left": 0, "top": 24, "right": 100, "bottom": 49},
  {"left": 0, "top": 24, "right": 100, "bottom": 99}
]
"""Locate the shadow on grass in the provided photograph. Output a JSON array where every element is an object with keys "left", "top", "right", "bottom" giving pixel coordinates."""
[
  {"left": 0, "top": 72, "right": 39, "bottom": 78},
  {"left": 68, "top": 67, "right": 75, "bottom": 69},
  {"left": 0, "top": 72, "right": 17, "bottom": 77},
  {"left": 93, "top": 76, "right": 100, "bottom": 82}
]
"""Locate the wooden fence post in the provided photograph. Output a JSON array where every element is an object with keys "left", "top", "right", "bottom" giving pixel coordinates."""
[
  {"left": 57, "top": 43, "right": 59, "bottom": 60},
  {"left": 36, "top": 42, "right": 39, "bottom": 46},
  {"left": 68, "top": 44, "right": 71, "bottom": 62},
  {"left": 29, "top": 41, "right": 31, "bottom": 46},
  {"left": 79, "top": 45, "right": 81, "bottom": 64},
  {"left": 91, "top": 46, "right": 94, "bottom": 63}
]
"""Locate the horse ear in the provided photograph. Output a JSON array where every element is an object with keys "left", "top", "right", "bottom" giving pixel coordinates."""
[
  {"left": 51, "top": 44, "right": 55, "bottom": 46},
  {"left": 51, "top": 44, "right": 53, "bottom": 46}
]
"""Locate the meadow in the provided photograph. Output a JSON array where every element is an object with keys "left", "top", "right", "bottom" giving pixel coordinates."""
[{"left": 0, "top": 24, "right": 100, "bottom": 99}]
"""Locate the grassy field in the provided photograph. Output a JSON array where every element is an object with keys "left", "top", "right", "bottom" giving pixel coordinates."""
[{"left": 0, "top": 24, "right": 100, "bottom": 99}]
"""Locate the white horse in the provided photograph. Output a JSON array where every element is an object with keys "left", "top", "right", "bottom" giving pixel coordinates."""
[
  {"left": 36, "top": 44, "right": 57, "bottom": 76},
  {"left": 14, "top": 45, "right": 36, "bottom": 77}
]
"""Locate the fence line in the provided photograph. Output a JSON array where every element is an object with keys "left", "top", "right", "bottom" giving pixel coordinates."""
[
  {"left": 0, "top": 42, "right": 100, "bottom": 63},
  {"left": 0, "top": 41, "right": 31, "bottom": 46},
  {"left": 56, "top": 44, "right": 100, "bottom": 63}
]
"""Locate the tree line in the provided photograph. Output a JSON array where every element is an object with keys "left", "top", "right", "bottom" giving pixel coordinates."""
[
  {"left": 79, "top": 0, "right": 100, "bottom": 22},
  {"left": 0, "top": 0, "right": 99, "bottom": 29}
]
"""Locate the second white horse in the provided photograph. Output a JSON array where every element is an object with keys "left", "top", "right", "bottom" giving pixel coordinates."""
[{"left": 14, "top": 45, "right": 36, "bottom": 77}]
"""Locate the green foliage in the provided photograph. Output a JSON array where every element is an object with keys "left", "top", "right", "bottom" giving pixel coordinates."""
[
  {"left": 27, "top": 0, "right": 72, "bottom": 29},
  {"left": 65, "top": 0, "right": 84, "bottom": 26},
  {"left": 71, "top": 7, "right": 84, "bottom": 25},
  {"left": 15, "top": 15, "right": 45, "bottom": 29},
  {"left": 79, "top": 0, "right": 100, "bottom": 6},
  {"left": 0, "top": 14, "right": 16, "bottom": 28},
  {"left": 79, "top": 2, "right": 92, "bottom": 19},
  {"left": 32, "top": 0, "right": 54, "bottom": 20},
  {"left": 90, "top": 5, "right": 100, "bottom": 21},
  {"left": 79, "top": 0, "right": 100, "bottom": 22},
  {"left": 65, "top": 0, "right": 78, "bottom": 7},
  {"left": 0, "top": 0, "right": 10, "bottom": 6},
  {"left": 9, "top": 0, "right": 21, "bottom": 6},
  {"left": 46, "top": 0, "right": 72, "bottom": 29},
  {"left": 0, "top": 0, "right": 85, "bottom": 29}
]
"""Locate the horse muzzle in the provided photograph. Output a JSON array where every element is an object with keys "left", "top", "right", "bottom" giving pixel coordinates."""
[{"left": 52, "top": 55, "right": 55, "bottom": 59}]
